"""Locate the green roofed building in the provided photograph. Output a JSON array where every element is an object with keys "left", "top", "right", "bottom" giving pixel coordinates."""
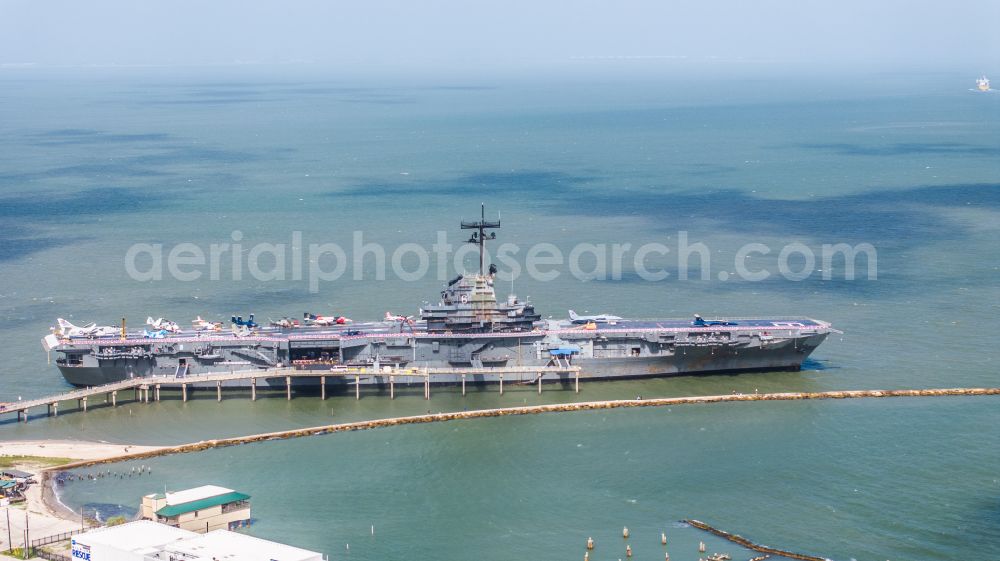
[{"left": 140, "top": 485, "right": 251, "bottom": 533}]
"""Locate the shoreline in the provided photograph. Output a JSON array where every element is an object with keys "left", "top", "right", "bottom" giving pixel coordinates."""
[
  {"left": 39, "top": 469, "right": 81, "bottom": 522},
  {"left": 3, "top": 387, "right": 997, "bottom": 546},
  {"left": 0, "top": 440, "right": 164, "bottom": 549}
]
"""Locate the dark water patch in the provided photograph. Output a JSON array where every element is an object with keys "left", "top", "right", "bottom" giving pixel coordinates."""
[
  {"left": 800, "top": 142, "right": 1000, "bottom": 157},
  {"left": 129, "top": 145, "right": 264, "bottom": 166},
  {"left": 160, "top": 286, "right": 309, "bottom": 310},
  {"left": 0, "top": 186, "right": 181, "bottom": 261},
  {"left": 0, "top": 236, "right": 82, "bottom": 263},
  {"left": 334, "top": 170, "right": 998, "bottom": 243},
  {"left": 424, "top": 85, "right": 499, "bottom": 91},
  {"left": 337, "top": 95, "right": 416, "bottom": 105},
  {"left": 333, "top": 170, "right": 597, "bottom": 199},
  {"left": 143, "top": 97, "right": 281, "bottom": 106},
  {"left": 35, "top": 128, "right": 103, "bottom": 137},
  {"left": 0, "top": 299, "right": 68, "bottom": 327},
  {"left": 677, "top": 163, "right": 740, "bottom": 177},
  {"left": 0, "top": 186, "right": 175, "bottom": 219},
  {"left": 588, "top": 269, "right": 895, "bottom": 299},
  {"left": 0, "top": 163, "right": 174, "bottom": 183},
  {"left": 28, "top": 129, "right": 174, "bottom": 146},
  {"left": 81, "top": 502, "right": 138, "bottom": 523},
  {"left": 188, "top": 88, "right": 266, "bottom": 99}
]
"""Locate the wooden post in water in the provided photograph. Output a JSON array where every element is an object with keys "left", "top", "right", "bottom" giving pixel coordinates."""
[
  {"left": 499, "top": 373, "right": 504, "bottom": 396},
  {"left": 48, "top": 402, "right": 57, "bottom": 416},
  {"left": 461, "top": 373, "right": 466, "bottom": 396},
  {"left": 355, "top": 374, "right": 360, "bottom": 400},
  {"left": 575, "top": 369, "right": 580, "bottom": 393},
  {"left": 216, "top": 381, "right": 222, "bottom": 402},
  {"left": 251, "top": 378, "right": 257, "bottom": 401},
  {"left": 112, "top": 390, "right": 118, "bottom": 407},
  {"left": 155, "top": 384, "right": 161, "bottom": 402},
  {"left": 181, "top": 384, "right": 187, "bottom": 403},
  {"left": 17, "top": 409, "right": 26, "bottom": 423},
  {"left": 424, "top": 369, "right": 430, "bottom": 400},
  {"left": 538, "top": 372, "right": 542, "bottom": 394},
  {"left": 389, "top": 375, "right": 395, "bottom": 400},
  {"left": 286, "top": 376, "right": 291, "bottom": 400},
  {"left": 133, "top": 387, "right": 138, "bottom": 401},
  {"left": 321, "top": 376, "right": 326, "bottom": 401}
]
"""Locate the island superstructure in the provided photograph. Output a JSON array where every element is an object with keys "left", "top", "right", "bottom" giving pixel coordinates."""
[{"left": 42, "top": 207, "right": 833, "bottom": 389}]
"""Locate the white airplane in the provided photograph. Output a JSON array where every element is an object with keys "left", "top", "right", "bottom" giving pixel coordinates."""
[
  {"left": 53, "top": 318, "right": 118, "bottom": 338},
  {"left": 385, "top": 312, "right": 414, "bottom": 323},
  {"left": 568, "top": 310, "right": 622, "bottom": 324},
  {"left": 303, "top": 313, "right": 352, "bottom": 326},
  {"left": 191, "top": 316, "right": 222, "bottom": 331},
  {"left": 146, "top": 317, "right": 181, "bottom": 333},
  {"left": 231, "top": 323, "right": 253, "bottom": 337},
  {"left": 269, "top": 317, "right": 300, "bottom": 329}
]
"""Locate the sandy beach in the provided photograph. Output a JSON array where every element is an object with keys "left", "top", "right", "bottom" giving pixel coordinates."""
[
  {"left": 1, "top": 440, "right": 161, "bottom": 461},
  {"left": 1, "top": 440, "right": 163, "bottom": 552}
]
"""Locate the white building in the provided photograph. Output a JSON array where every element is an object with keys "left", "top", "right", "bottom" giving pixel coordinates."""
[{"left": 71, "top": 520, "right": 322, "bottom": 561}]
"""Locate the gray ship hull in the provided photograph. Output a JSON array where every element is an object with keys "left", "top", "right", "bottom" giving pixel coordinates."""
[{"left": 53, "top": 328, "right": 828, "bottom": 389}]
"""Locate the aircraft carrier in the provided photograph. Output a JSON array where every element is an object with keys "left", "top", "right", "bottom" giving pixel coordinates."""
[{"left": 42, "top": 208, "right": 834, "bottom": 390}]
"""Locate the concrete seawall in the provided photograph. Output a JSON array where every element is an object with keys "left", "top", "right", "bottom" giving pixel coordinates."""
[{"left": 45, "top": 387, "right": 1000, "bottom": 472}]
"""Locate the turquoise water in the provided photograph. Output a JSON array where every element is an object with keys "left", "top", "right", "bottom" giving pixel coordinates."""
[{"left": 2, "top": 67, "right": 999, "bottom": 559}]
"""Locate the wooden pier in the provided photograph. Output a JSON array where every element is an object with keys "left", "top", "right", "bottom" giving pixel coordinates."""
[{"left": 0, "top": 365, "right": 582, "bottom": 422}]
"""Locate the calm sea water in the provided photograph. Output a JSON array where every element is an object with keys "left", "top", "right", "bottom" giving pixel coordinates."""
[{"left": 1, "top": 67, "right": 998, "bottom": 559}]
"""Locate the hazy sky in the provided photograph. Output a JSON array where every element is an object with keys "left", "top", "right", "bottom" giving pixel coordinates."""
[{"left": 1, "top": 0, "right": 997, "bottom": 72}]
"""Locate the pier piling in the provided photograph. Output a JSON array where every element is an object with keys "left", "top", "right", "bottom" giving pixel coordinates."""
[
  {"left": 355, "top": 374, "right": 360, "bottom": 400},
  {"left": 321, "top": 376, "right": 326, "bottom": 401},
  {"left": 10, "top": 367, "right": 995, "bottom": 428},
  {"left": 251, "top": 378, "right": 257, "bottom": 401}
]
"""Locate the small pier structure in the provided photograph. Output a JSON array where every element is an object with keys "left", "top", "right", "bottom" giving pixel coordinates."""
[{"left": 0, "top": 364, "right": 582, "bottom": 422}]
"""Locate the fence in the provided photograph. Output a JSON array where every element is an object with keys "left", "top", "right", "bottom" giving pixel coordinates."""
[
  {"left": 31, "top": 528, "right": 83, "bottom": 548},
  {"left": 35, "top": 549, "right": 70, "bottom": 561}
]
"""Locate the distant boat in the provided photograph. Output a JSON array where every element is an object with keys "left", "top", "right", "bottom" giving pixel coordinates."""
[{"left": 976, "top": 75, "right": 990, "bottom": 92}]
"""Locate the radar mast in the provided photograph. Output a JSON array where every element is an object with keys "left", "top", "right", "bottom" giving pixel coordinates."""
[{"left": 461, "top": 203, "right": 500, "bottom": 277}]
